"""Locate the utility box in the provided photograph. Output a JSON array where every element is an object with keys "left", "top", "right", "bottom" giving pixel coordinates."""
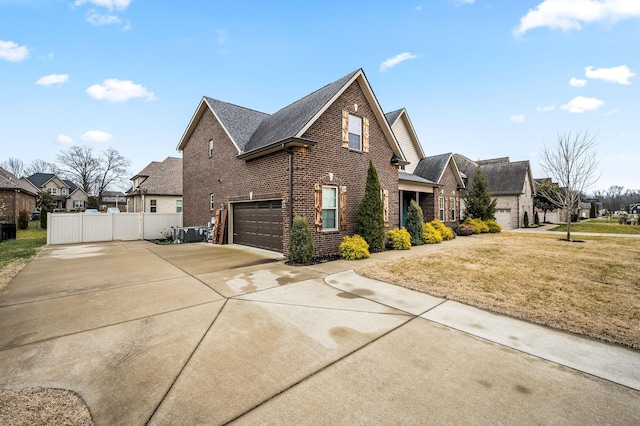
[{"left": 0, "top": 223, "right": 17, "bottom": 242}]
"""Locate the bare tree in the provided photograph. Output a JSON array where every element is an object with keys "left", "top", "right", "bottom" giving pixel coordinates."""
[
  {"left": 539, "top": 130, "right": 600, "bottom": 241},
  {"left": 56, "top": 145, "right": 130, "bottom": 195},
  {"left": 95, "top": 148, "right": 131, "bottom": 196},
  {"left": 0, "top": 158, "right": 25, "bottom": 177},
  {"left": 57, "top": 146, "right": 101, "bottom": 194},
  {"left": 25, "top": 159, "right": 59, "bottom": 176}
]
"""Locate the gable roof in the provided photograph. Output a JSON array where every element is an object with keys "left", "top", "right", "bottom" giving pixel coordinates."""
[
  {"left": 130, "top": 157, "right": 182, "bottom": 196},
  {"left": 177, "top": 69, "right": 405, "bottom": 161},
  {"left": 414, "top": 153, "right": 465, "bottom": 187},
  {"left": 0, "top": 167, "right": 38, "bottom": 196},
  {"left": 26, "top": 172, "right": 57, "bottom": 188},
  {"left": 385, "top": 108, "right": 425, "bottom": 160},
  {"left": 453, "top": 154, "right": 533, "bottom": 195}
]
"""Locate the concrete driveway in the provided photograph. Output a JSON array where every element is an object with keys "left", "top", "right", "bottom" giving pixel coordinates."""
[{"left": 0, "top": 240, "right": 638, "bottom": 425}]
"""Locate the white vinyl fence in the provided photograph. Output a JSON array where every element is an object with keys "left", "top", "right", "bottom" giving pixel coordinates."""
[{"left": 47, "top": 212, "right": 183, "bottom": 245}]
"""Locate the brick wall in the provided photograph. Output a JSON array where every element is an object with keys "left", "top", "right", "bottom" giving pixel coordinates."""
[
  {"left": 182, "top": 79, "right": 400, "bottom": 257},
  {"left": 0, "top": 190, "right": 36, "bottom": 223}
]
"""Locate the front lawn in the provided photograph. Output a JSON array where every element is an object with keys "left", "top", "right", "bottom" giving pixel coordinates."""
[
  {"left": 358, "top": 233, "right": 640, "bottom": 349},
  {"left": 550, "top": 218, "right": 640, "bottom": 234},
  {"left": 0, "top": 221, "right": 47, "bottom": 292}
]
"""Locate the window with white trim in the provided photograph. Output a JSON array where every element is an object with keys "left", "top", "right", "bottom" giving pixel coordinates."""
[
  {"left": 348, "top": 115, "right": 362, "bottom": 151},
  {"left": 150, "top": 199, "right": 157, "bottom": 213},
  {"left": 322, "top": 186, "right": 338, "bottom": 231},
  {"left": 439, "top": 196, "right": 445, "bottom": 221},
  {"left": 48, "top": 188, "right": 57, "bottom": 195},
  {"left": 61, "top": 188, "right": 67, "bottom": 194},
  {"left": 176, "top": 200, "right": 182, "bottom": 213},
  {"left": 210, "top": 194, "right": 215, "bottom": 210},
  {"left": 74, "top": 200, "right": 85, "bottom": 208},
  {"left": 451, "top": 198, "right": 457, "bottom": 221}
]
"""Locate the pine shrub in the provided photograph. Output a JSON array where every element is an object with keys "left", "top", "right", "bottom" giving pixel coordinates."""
[
  {"left": 288, "top": 216, "right": 314, "bottom": 264},
  {"left": 523, "top": 211, "right": 529, "bottom": 228},
  {"left": 40, "top": 206, "right": 48, "bottom": 229},
  {"left": 534, "top": 211, "right": 540, "bottom": 225},
  {"left": 386, "top": 228, "right": 411, "bottom": 250},
  {"left": 422, "top": 222, "right": 443, "bottom": 244},
  {"left": 430, "top": 219, "right": 454, "bottom": 241},
  {"left": 356, "top": 160, "right": 385, "bottom": 253},
  {"left": 405, "top": 199, "right": 424, "bottom": 246},
  {"left": 338, "top": 235, "right": 370, "bottom": 260},
  {"left": 17, "top": 209, "right": 29, "bottom": 230}
]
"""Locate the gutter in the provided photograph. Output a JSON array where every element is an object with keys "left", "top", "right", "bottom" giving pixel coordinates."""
[{"left": 237, "top": 137, "right": 316, "bottom": 160}]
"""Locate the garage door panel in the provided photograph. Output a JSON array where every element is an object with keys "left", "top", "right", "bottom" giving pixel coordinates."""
[{"left": 233, "top": 200, "right": 283, "bottom": 252}]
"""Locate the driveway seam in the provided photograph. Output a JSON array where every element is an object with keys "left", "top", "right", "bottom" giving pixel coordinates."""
[
  {"left": 146, "top": 298, "right": 229, "bottom": 425},
  {"left": 226, "top": 315, "right": 418, "bottom": 424},
  {"left": 228, "top": 297, "right": 414, "bottom": 317}
]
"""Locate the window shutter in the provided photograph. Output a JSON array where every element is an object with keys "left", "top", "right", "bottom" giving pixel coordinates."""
[
  {"left": 362, "top": 117, "right": 370, "bottom": 152},
  {"left": 339, "top": 186, "right": 347, "bottom": 231},
  {"left": 314, "top": 183, "right": 322, "bottom": 232},
  {"left": 383, "top": 189, "right": 389, "bottom": 227},
  {"left": 341, "top": 110, "right": 349, "bottom": 148}
]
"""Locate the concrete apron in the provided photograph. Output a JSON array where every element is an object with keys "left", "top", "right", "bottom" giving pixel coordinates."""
[{"left": 0, "top": 241, "right": 638, "bottom": 425}]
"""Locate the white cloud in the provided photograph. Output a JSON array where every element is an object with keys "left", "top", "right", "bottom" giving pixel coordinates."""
[
  {"left": 454, "top": 0, "right": 475, "bottom": 4},
  {"left": 74, "top": 0, "right": 132, "bottom": 11},
  {"left": 415, "top": 6, "right": 422, "bottom": 12},
  {"left": 515, "top": 0, "right": 640, "bottom": 35},
  {"left": 379, "top": 52, "right": 419, "bottom": 72},
  {"left": 561, "top": 96, "right": 603, "bottom": 113},
  {"left": 510, "top": 114, "right": 525, "bottom": 123},
  {"left": 0, "top": 40, "right": 29, "bottom": 62},
  {"left": 81, "top": 130, "right": 112, "bottom": 143},
  {"left": 537, "top": 104, "right": 556, "bottom": 112},
  {"left": 569, "top": 77, "right": 587, "bottom": 87},
  {"left": 56, "top": 134, "right": 73, "bottom": 144},
  {"left": 585, "top": 65, "right": 635, "bottom": 84},
  {"left": 87, "top": 12, "right": 121, "bottom": 26},
  {"left": 86, "top": 78, "right": 157, "bottom": 102},
  {"left": 35, "top": 74, "right": 70, "bottom": 86},
  {"left": 216, "top": 29, "right": 229, "bottom": 45}
]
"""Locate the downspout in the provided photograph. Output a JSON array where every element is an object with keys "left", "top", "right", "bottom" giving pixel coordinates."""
[
  {"left": 517, "top": 194, "right": 520, "bottom": 228},
  {"left": 285, "top": 148, "right": 294, "bottom": 226}
]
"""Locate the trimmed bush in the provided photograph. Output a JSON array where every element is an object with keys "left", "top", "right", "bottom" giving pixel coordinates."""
[
  {"left": 386, "top": 228, "right": 411, "bottom": 250},
  {"left": 463, "top": 217, "right": 489, "bottom": 234},
  {"left": 405, "top": 199, "right": 424, "bottom": 246},
  {"left": 430, "top": 219, "right": 454, "bottom": 241},
  {"left": 338, "top": 235, "right": 370, "bottom": 260},
  {"left": 523, "top": 211, "right": 529, "bottom": 228},
  {"left": 40, "top": 206, "right": 48, "bottom": 229},
  {"left": 534, "top": 211, "right": 540, "bottom": 226},
  {"left": 17, "top": 209, "right": 29, "bottom": 230},
  {"left": 356, "top": 160, "right": 385, "bottom": 253},
  {"left": 288, "top": 216, "right": 314, "bottom": 264},
  {"left": 422, "top": 222, "right": 443, "bottom": 244},
  {"left": 485, "top": 219, "right": 502, "bottom": 233},
  {"left": 453, "top": 225, "right": 474, "bottom": 236}
]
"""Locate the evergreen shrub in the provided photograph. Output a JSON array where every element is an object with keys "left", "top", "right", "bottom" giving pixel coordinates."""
[
  {"left": 356, "top": 160, "right": 385, "bottom": 253},
  {"left": 422, "top": 222, "right": 443, "bottom": 244},
  {"left": 485, "top": 219, "right": 502, "bottom": 233},
  {"left": 430, "top": 219, "right": 454, "bottom": 240},
  {"left": 386, "top": 228, "right": 411, "bottom": 250},
  {"left": 405, "top": 199, "right": 424, "bottom": 246},
  {"left": 17, "top": 209, "right": 29, "bottom": 229},
  {"left": 463, "top": 217, "right": 489, "bottom": 234},
  {"left": 338, "top": 235, "right": 370, "bottom": 260},
  {"left": 288, "top": 216, "right": 314, "bottom": 264}
]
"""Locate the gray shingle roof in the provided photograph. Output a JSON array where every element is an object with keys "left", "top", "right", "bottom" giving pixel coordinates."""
[
  {"left": 26, "top": 172, "right": 55, "bottom": 188},
  {"left": 0, "top": 167, "right": 38, "bottom": 195},
  {"left": 453, "top": 154, "right": 531, "bottom": 195},
  {"left": 244, "top": 69, "right": 360, "bottom": 153},
  {"left": 132, "top": 157, "right": 182, "bottom": 196},
  {"left": 398, "top": 171, "right": 438, "bottom": 185},
  {"left": 414, "top": 153, "right": 452, "bottom": 183},
  {"left": 385, "top": 109, "right": 403, "bottom": 127},
  {"left": 203, "top": 98, "right": 269, "bottom": 151}
]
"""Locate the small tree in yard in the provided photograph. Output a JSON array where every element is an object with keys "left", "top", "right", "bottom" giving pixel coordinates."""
[
  {"left": 356, "top": 160, "right": 385, "bottom": 253},
  {"left": 86, "top": 196, "right": 99, "bottom": 210},
  {"left": 539, "top": 130, "right": 599, "bottom": 241},
  {"left": 289, "top": 216, "right": 314, "bottom": 265},
  {"left": 534, "top": 179, "right": 559, "bottom": 223},
  {"left": 405, "top": 199, "right": 424, "bottom": 246},
  {"left": 464, "top": 166, "right": 496, "bottom": 220},
  {"left": 523, "top": 211, "right": 529, "bottom": 228},
  {"left": 38, "top": 191, "right": 55, "bottom": 229},
  {"left": 18, "top": 210, "right": 29, "bottom": 229}
]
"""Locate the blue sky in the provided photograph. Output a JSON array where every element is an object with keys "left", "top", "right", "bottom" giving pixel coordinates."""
[{"left": 1, "top": 0, "right": 638, "bottom": 192}]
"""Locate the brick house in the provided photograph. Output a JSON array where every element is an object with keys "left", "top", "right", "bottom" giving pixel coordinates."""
[
  {"left": 0, "top": 167, "right": 37, "bottom": 223},
  {"left": 127, "top": 157, "right": 182, "bottom": 214},
  {"left": 413, "top": 153, "right": 465, "bottom": 227},
  {"left": 178, "top": 69, "right": 407, "bottom": 256},
  {"left": 454, "top": 155, "right": 535, "bottom": 229}
]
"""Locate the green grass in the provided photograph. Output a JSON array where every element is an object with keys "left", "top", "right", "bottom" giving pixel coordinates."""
[
  {"left": 0, "top": 221, "right": 47, "bottom": 269},
  {"left": 550, "top": 218, "right": 640, "bottom": 234}
]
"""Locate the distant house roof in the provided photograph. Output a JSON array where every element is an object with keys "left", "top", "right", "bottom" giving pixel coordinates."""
[
  {"left": 453, "top": 154, "right": 533, "bottom": 196},
  {"left": 130, "top": 157, "right": 182, "bottom": 196},
  {"left": 177, "top": 69, "right": 405, "bottom": 162},
  {"left": 0, "top": 167, "right": 38, "bottom": 196},
  {"left": 26, "top": 172, "right": 57, "bottom": 188}
]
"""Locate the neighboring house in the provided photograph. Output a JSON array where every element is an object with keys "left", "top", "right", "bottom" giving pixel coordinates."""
[
  {"left": 630, "top": 203, "right": 640, "bottom": 215},
  {"left": 413, "top": 153, "right": 465, "bottom": 227},
  {"left": 25, "top": 173, "right": 88, "bottom": 212},
  {"left": 100, "top": 191, "right": 127, "bottom": 212},
  {"left": 0, "top": 167, "right": 38, "bottom": 223},
  {"left": 178, "top": 69, "right": 407, "bottom": 256},
  {"left": 455, "top": 155, "right": 535, "bottom": 229},
  {"left": 127, "top": 157, "right": 182, "bottom": 214}
]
